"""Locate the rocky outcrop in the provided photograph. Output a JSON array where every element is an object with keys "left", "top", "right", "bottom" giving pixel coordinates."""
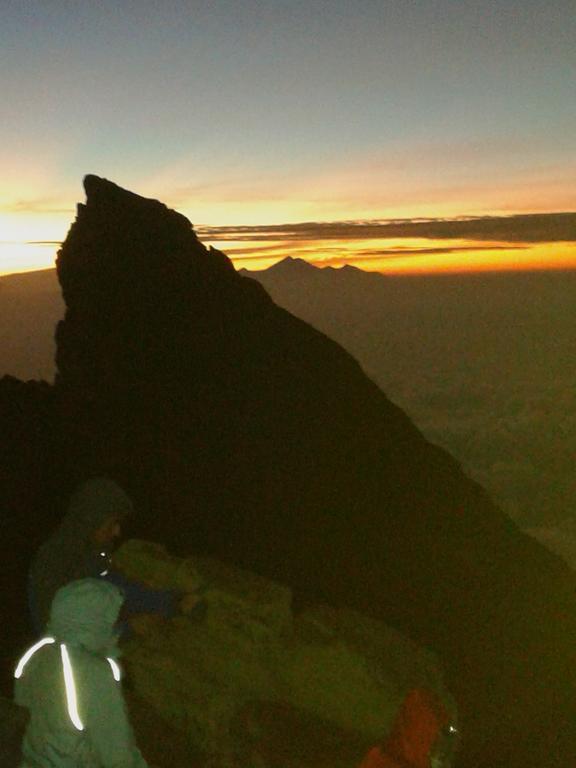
[
  {"left": 3, "top": 175, "right": 576, "bottom": 767},
  {"left": 49, "top": 177, "right": 576, "bottom": 768},
  {"left": 115, "top": 539, "right": 451, "bottom": 767},
  {"left": 0, "top": 376, "right": 58, "bottom": 695},
  {"left": 0, "top": 696, "right": 28, "bottom": 765}
]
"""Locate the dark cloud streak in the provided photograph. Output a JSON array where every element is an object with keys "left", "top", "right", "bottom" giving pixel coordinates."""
[
  {"left": 352, "top": 245, "right": 528, "bottom": 259},
  {"left": 198, "top": 212, "right": 576, "bottom": 244}
]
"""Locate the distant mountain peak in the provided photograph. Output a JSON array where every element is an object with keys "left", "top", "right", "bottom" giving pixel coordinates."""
[
  {"left": 268, "top": 257, "right": 366, "bottom": 275},
  {"left": 240, "top": 257, "right": 387, "bottom": 287},
  {"left": 249, "top": 258, "right": 382, "bottom": 280},
  {"left": 268, "top": 256, "right": 317, "bottom": 274}
]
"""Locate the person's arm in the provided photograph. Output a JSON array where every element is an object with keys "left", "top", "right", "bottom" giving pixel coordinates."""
[
  {"left": 84, "top": 658, "right": 149, "bottom": 768},
  {"left": 104, "top": 569, "right": 179, "bottom": 618}
]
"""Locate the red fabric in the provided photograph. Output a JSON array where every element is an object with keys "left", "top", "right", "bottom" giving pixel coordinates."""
[
  {"left": 359, "top": 688, "right": 450, "bottom": 768},
  {"left": 358, "top": 745, "right": 402, "bottom": 768}
]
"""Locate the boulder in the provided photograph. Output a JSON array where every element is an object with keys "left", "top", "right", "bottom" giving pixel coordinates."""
[{"left": 115, "top": 539, "right": 452, "bottom": 767}]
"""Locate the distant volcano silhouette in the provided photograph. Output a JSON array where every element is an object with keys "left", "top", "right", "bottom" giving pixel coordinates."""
[{"left": 2, "top": 175, "right": 576, "bottom": 768}]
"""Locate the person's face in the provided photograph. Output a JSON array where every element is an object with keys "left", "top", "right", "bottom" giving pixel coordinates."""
[{"left": 92, "top": 515, "right": 122, "bottom": 547}]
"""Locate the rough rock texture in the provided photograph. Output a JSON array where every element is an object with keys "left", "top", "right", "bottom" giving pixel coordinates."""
[
  {"left": 0, "top": 376, "right": 59, "bottom": 696},
  {"left": 114, "top": 539, "right": 450, "bottom": 767},
  {"left": 3, "top": 175, "right": 576, "bottom": 767},
  {"left": 0, "top": 696, "right": 28, "bottom": 765},
  {"left": 124, "top": 690, "right": 203, "bottom": 768}
]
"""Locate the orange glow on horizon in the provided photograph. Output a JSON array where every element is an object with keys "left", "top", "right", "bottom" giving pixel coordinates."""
[
  {"left": 221, "top": 241, "right": 576, "bottom": 275},
  {"left": 2, "top": 238, "right": 576, "bottom": 278},
  {"left": 2, "top": 205, "right": 576, "bottom": 277}
]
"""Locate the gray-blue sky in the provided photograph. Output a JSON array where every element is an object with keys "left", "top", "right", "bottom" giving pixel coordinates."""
[{"left": 1, "top": 0, "right": 575, "bottom": 273}]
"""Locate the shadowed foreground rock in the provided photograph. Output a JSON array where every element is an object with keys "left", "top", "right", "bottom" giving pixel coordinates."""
[
  {"left": 0, "top": 696, "right": 28, "bottom": 765},
  {"left": 115, "top": 539, "right": 450, "bottom": 767},
  {"left": 2, "top": 175, "right": 576, "bottom": 767}
]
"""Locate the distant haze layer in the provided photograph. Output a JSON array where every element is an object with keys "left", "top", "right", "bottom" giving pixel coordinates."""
[{"left": 242, "top": 260, "right": 576, "bottom": 529}]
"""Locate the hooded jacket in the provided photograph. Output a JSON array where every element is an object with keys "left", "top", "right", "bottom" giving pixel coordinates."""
[
  {"left": 29, "top": 478, "right": 133, "bottom": 633},
  {"left": 15, "top": 578, "right": 148, "bottom": 768}
]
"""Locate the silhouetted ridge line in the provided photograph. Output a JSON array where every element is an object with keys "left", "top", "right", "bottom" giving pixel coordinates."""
[{"left": 2, "top": 175, "right": 576, "bottom": 768}]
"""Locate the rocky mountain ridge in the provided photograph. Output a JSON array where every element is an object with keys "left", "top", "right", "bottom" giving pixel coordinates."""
[
  {"left": 3, "top": 260, "right": 573, "bottom": 533},
  {"left": 2, "top": 176, "right": 576, "bottom": 767},
  {"left": 2, "top": 261, "right": 573, "bottom": 533}
]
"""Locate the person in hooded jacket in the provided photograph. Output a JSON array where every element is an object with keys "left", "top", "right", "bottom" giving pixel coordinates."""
[
  {"left": 358, "top": 687, "right": 458, "bottom": 768},
  {"left": 28, "top": 477, "right": 200, "bottom": 636},
  {"left": 15, "top": 578, "right": 149, "bottom": 768}
]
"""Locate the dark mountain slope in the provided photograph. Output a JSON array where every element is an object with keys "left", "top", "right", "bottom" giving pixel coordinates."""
[
  {"left": 241, "top": 260, "right": 576, "bottom": 528},
  {"left": 3, "top": 261, "right": 574, "bottom": 530},
  {"left": 3, "top": 176, "right": 576, "bottom": 767}
]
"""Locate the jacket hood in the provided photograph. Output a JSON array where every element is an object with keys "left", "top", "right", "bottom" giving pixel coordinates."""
[
  {"left": 30, "top": 477, "right": 133, "bottom": 631},
  {"left": 57, "top": 476, "right": 133, "bottom": 545},
  {"left": 46, "top": 578, "right": 124, "bottom": 654}
]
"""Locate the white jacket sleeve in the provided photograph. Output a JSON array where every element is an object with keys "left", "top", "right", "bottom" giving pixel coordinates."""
[{"left": 84, "top": 659, "right": 149, "bottom": 768}]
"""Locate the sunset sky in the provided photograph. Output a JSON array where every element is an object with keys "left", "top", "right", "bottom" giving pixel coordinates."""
[{"left": 1, "top": 0, "right": 575, "bottom": 275}]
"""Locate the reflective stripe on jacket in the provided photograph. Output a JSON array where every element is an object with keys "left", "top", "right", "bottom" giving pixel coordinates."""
[{"left": 15, "top": 579, "right": 148, "bottom": 768}]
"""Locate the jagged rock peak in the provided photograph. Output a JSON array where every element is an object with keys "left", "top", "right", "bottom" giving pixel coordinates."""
[
  {"left": 56, "top": 176, "right": 236, "bottom": 309},
  {"left": 54, "top": 176, "right": 257, "bottom": 388},
  {"left": 81, "top": 175, "right": 192, "bottom": 229}
]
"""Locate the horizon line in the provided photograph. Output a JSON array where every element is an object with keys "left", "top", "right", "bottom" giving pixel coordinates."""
[{"left": 3, "top": 257, "right": 576, "bottom": 280}]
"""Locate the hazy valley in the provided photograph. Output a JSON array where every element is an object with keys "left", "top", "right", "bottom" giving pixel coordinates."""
[{"left": 239, "top": 260, "right": 576, "bottom": 532}]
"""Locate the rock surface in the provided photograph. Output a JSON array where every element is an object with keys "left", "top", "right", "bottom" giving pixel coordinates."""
[
  {"left": 115, "top": 539, "right": 451, "bottom": 767},
  {"left": 0, "top": 696, "right": 28, "bottom": 766},
  {"left": 2, "top": 175, "right": 576, "bottom": 767},
  {"left": 0, "top": 375, "right": 59, "bottom": 696}
]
